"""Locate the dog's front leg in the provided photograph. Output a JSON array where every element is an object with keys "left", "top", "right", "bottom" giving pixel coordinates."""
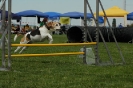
[{"left": 47, "top": 34, "right": 53, "bottom": 44}]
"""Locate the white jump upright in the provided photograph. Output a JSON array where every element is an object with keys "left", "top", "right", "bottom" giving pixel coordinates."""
[{"left": 85, "top": 0, "right": 125, "bottom": 65}]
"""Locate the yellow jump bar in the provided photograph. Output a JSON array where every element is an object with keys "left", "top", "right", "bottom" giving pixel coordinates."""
[
  {"left": 11, "top": 42, "right": 96, "bottom": 47},
  {"left": 5, "top": 52, "right": 84, "bottom": 57}
]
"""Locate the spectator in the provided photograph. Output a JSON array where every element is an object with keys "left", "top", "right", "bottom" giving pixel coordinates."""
[
  {"left": 11, "top": 24, "right": 16, "bottom": 31},
  {"left": 33, "top": 26, "right": 37, "bottom": 30},
  {"left": 118, "top": 23, "right": 123, "bottom": 28},
  {"left": 40, "top": 17, "right": 48, "bottom": 27},
  {"left": 15, "top": 25, "right": 20, "bottom": 31},
  {"left": 11, "top": 24, "right": 20, "bottom": 34},
  {"left": 25, "top": 24, "right": 30, "bottom": 32},
  {"left": 61, "top": 25, "right": 67, "bottom": 34},
  {"left": 13, "top": 25, "right": 20, "bottom": 34},
  {"left": 21, "top": 26, "right": 26, "bottom": 34}
]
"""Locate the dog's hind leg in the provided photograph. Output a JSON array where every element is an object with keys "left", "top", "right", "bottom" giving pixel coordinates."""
[
  {"left": 14, "top": 42, "right": 24, "bottom": 53},
  {"left": 19, "top": 41, "right": 31, "bottom": 54},
  {"left": 19, "top": 46, "right": 26, "bottom": 54},
  {"left": 14, "top": 36, "right": 27, "bottom": 53}
]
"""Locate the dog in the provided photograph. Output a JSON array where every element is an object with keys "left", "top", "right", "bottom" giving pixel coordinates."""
[{"left": 14, "top": 21, "right": 61, "bottom": 54}]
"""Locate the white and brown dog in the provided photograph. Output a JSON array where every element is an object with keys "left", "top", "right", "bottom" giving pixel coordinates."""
[{"left": 14, "top": 21, "right": 61, "bottom": 54}]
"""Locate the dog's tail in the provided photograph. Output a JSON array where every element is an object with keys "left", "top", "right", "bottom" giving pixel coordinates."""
[{"left": 14, "top": 34, "right": 24, "bottom": 41}]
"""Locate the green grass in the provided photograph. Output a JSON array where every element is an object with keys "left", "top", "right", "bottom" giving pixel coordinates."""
[{"left": 0, "top": 34, "right": 133, "bottom": 88}]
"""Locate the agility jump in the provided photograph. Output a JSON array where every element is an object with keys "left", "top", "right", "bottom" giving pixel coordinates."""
[
  {"left": 11, "top": 42, "right": 96, "bottom": 46},
  {"left": 0, "top": 0, "right": 125, "bottom": 71},
  {"left": 7, "top": 42, "right": 96, "bottom": 57}
]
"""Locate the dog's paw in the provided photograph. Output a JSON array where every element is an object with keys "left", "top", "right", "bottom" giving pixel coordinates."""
[
  {"left": 14, "top": 50, "right": 17, "bottom": 53},
  {"left": 19, "top": 51, "right": 22, "bottom": 54}
]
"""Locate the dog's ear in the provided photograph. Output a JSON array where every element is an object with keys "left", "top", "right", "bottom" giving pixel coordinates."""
[
  {"left": 47, "top": 22, "right": 53, "bottom": 27},
  {"left": 58, "top": 22, "right": 61, "bottom": 26}
]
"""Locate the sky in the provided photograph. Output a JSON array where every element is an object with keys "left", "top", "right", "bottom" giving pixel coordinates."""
[{"left": 3, "top": 0, "right": 133, "bottom": 26}]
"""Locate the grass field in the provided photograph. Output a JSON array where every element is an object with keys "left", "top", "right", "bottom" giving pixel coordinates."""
[{"left": 0, "top": 34, "right": 133, "bottom": 88}]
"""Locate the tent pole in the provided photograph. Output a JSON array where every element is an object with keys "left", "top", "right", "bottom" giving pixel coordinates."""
[
  {"left": 124, "top": 15, "right": 127, "bottom": 27},
  {"left": 80, "top": 17, "right": 82, "bottom": 26},
  {"left": 36, "top": 15, "right": 37, "bottom": 29}
]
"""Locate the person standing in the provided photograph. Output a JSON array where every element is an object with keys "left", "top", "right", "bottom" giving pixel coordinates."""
[
  {"left": 118, "top": 23, "right": 123, "bottom": 28},
  {"left": 40, "top": 17, "right": 48, "bottom": 27}
]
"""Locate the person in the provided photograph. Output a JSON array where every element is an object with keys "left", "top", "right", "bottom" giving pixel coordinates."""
[
  {"left": 21, "top": 26, "right": 26, "bottom": 34},
  {"left": 11, "top": 24, "right": 16, "bottom": 34},
  {"left": 39, "top": 17, "right": 48, "bottom": 27},
  {"left": 61, "top": 25, "right": 67, "bottom": 34},
  {"left": 11, "top": 24, "right": 20, "bottom": 34},
  {"left": 25, "top": 24, "right": 30, "bottom": 32},
  {"left": 33, "top": 26, "right": 37, "bottom": 30},
  {"left": 15, "top": 25, "right": 20, "bottom": 32},
  {"left": 11, "top": 24, "right": 16, "bottom": 31},
  {"left": 13, "top": 25, "right": 20, "bottom": 34},
  {"left": 118, "top": 23, "right": 123, "bottom": 28}
]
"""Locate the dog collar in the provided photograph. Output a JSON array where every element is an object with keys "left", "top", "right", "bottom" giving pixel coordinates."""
[{"left": 45, "top": 24, "right": 50, "bottom": 30}]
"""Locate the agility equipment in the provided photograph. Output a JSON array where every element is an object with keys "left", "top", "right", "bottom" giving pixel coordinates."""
[{"left": 0, "top": 0, "right": 125, "bottom": 71}]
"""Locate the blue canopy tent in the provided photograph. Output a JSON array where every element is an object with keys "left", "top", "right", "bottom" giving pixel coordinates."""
[
  {"left": 12, "top": 15, "right": 21, "bottom": 20},
  {"left": 60, "top": 11, "right": 103, "bottom": 21},
  {"left": 15, "top": 10, "right": 48, "bottom": 17},
  {"left": 0, "top": 10, "right": 21, "bottom": 20},
  {"left": 44, "top": 12, "right": 61, "bottom": 18},
  {"left": 127, "top": 12, "right": 133, "bottom": 20},
  {"left": 60, "top": 11, "right": 82, "bottom": 18},
  {"left": 60, "top": 11, "right": 104, "bottom": 25},
  {"left": 60, "top": 11, "right": 92, "bottom": 19},
  {"left": 98, "top": 16, "right": 104, "bottom": 23},
  {"left": 60, "top": 11, "right": 94, "bottom": 25},
  {"left": 15, "top": 10, "right": 49, "bottom": 27},
  {"left": 43, "top": 12, "right": 61, "bottom": 20},
  {"left": 80, "top": 13, "right": 93, "bottom": 18},
  {"left": 81, "top": 13, "right": 104, "bottom": 23}
]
